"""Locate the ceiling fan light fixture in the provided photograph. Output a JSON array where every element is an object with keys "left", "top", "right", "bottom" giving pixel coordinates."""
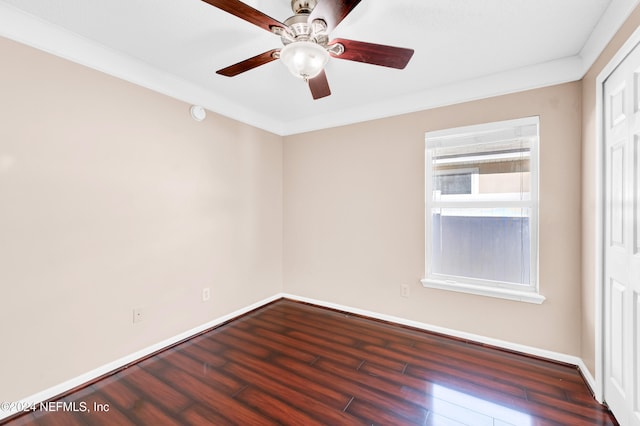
[{"left": 280, "top": 41, "right": 329, "bottom": 81}]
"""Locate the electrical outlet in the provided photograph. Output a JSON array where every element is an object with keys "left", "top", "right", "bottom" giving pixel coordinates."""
[
  {"left": 202, "top": 287, "right": 211, "bottom": 302},
  {"left": 133, "top": 307, "right": 144, "bottom": 324},
  {"left": 401, "top": 284, "right": 410, "bottom": 298}
]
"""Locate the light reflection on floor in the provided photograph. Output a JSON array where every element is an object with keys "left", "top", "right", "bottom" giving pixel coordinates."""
[{"left": 431, "top": 383, "right": 533, "bottom": 426}]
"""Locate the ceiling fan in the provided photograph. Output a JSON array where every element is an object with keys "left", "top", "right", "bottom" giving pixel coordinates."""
[{"left": 203, "top": 0, "right": 415, "bottom": 99}]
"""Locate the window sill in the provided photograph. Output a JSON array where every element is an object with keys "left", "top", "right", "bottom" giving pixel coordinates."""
[{"left": 420, "top": 278, "right": 545, "bottom": 304}]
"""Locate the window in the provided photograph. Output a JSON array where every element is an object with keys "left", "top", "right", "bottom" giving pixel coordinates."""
[{"left": 422, "top": 117, "right": 544, "bottom": 304}]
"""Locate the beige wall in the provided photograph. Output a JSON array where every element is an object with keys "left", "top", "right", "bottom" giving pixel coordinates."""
[
  {"left": 0, "top": 37, "right": 283, "bottom": 402},
  {"left": 581, "top": 5, "right": 640, "bottom": 378},
  {"left": 284, "top": 82, "right": 583, "bottom": 355}
]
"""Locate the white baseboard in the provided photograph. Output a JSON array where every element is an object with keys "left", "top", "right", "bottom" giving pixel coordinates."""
[
  {"left": 0, "top": 294, "right": 282, "bottom": 422},
  {"left": 575, "top": 358, "right": 599, "bottom": 402},
  {"left": 2, "top": 292, "right": 600, "bottom": 421},
  {"left": 281, "top": 293, "right": 599, "bottom": 397}
]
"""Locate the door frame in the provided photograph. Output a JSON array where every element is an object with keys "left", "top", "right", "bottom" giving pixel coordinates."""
[{"left": 595, "top": 24, "right": 640, "bottom": 405}]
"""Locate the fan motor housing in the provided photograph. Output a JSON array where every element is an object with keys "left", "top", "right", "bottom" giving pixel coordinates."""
[
  {"left": 291, "top": 0, "right": 317, "bottom": 14},
  {"left": 281, "top": 13, "right": 328, "bottom": 46}
]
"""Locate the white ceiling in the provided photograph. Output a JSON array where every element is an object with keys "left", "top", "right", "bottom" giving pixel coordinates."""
[{"left": 0, "top": 0, "right": 638, "bottom": 135}]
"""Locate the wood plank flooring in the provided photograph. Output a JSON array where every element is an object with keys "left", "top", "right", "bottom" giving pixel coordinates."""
[{"left": 2, "top": 299, "right": 618, "bottom": 425}]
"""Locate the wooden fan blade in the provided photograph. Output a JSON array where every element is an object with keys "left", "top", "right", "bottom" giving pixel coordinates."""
[
  {"left": 309, "top": 0, "right": 361, "bottom": 33},
  {"left": 201, "top": 0, "right": 286, "bottom": 33},
  {"left": 216, "top": 49, "right": 280, "bottom": 77},
  {"left": 308, "top": 70, "right": 331, "bottom": 100},
  {"left": 329, "top": 38, "right": 414, "bottom": 69}
]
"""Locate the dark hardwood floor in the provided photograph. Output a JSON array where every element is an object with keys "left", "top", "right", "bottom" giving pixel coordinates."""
[{"left": 2, "top": 299, "right": 618, "bottom": 425}]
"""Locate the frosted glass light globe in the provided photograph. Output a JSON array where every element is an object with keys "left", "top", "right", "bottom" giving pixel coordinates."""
[{"left": 280, "top": 41, "right": 329, "bottom": 81}]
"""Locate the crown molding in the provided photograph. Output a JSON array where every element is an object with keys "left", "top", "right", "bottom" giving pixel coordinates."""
[
  {"left": 579, "top": 0, "right": 640, "bottom": 72},
  {"left": 281, "top": 56, "right": 584, "bottom": 135}
]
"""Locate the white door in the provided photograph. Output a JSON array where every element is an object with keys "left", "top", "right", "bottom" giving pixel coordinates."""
[{"left": 604, "top": 39, "right": 640, "bottom": 426}]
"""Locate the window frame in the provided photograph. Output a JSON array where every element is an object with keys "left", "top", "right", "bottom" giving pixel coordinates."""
[{"left": 421, "top": 116, "right": 544, "bottom": 304}]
